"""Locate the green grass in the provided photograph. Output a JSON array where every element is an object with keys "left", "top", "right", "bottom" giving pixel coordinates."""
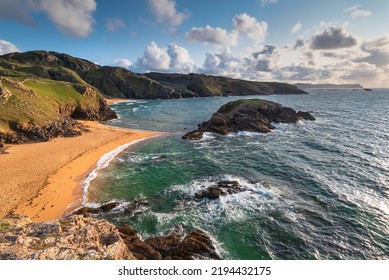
[
  {"left": 0, "top": 77, "right": 102, "bottom": 133},
  {"left": 0, "top": 222, "right": 10, "bottom": 233},
  {"left": 217, "top": 99, "right": 265, "bottom": 113}
]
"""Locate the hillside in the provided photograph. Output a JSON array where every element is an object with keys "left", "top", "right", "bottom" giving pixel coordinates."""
[
  {"left": 0, "top": 51, "right": 307, "bottom": 100},
  {"left": 0, "top": 53, "right": 117, "bottom": 147}
]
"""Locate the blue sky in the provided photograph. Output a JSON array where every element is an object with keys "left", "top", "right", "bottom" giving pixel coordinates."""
[{"left": 1, "top": 0, "right": 389, "bottom": 87}]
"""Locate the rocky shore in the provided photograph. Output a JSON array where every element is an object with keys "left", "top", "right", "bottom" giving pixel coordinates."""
[
  {"left": 183, "top": 99, "right": 315, "bottom": 140},
  {"left": 0, "top": 214, "right": 220, "bottom": 260}
]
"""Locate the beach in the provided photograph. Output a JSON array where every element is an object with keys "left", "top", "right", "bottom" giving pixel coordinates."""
[{"left": 0, "top": 120, "right": 159, "bottom": 222}]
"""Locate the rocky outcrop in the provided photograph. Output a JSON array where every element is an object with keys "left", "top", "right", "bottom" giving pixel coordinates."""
[
  {"left": 195, "top": 180, "right": 245, "bottom": 200},
  {"left": 0, "top": 214, "right": 220, "bottom": 260},
  {"left": 0, "top": 117, "right": 88, "bottom": 144},
  {"left": 0, "top": 214, "right": 135, "bottom": 260},
  {"left": 183, "top": 99, "right": 315, "bottom": 140}
]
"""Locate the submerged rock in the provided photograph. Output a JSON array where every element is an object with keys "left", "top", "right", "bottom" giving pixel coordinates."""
[{"left": 183, "top": 99, "right": 315, "bottom": 140}]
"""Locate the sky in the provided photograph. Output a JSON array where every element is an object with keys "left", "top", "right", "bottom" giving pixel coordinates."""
[{"left": 0, "top": 0, "right": 389, "bottom": 88}]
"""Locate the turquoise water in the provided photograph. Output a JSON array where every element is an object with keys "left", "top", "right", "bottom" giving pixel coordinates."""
[{"left": 88, "top": 91, "right": 388, "bottom": 259}]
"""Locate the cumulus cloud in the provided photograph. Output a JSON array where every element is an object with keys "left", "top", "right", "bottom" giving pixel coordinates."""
[
  {"left": 186, "top": 26, "right": 238, "bottom": 46},
  {"left": 261, "top": 0, "right": 278, "bottom": 7},
  {"left": 134, "top": 42, "right": 195, "bottom": 73},
  {"left": 105, "top": 18, "right": 125, "bottom": 32},
  {"left": 356, "top": 36, "right": 389, "bottom": 67},
  {"left": 113, "top": 58, "right": 133, "bottom": 69},
  {"left": 147, "top": 0, "right": 188, "bottom": 26},
  {"left": 275, "top": 64, "right": 332, "bottom": 82},
  {"left": 310, "top": 26, "right": 360, "bottom": 50},
  {"left": 345, "top": 4, "right": 372, "bottom": 18},
  {"left": 0, "top": 0, "right": 97, "bottom": 37},
  {"left": 0, "top": 39, "right": 20, "bottom": 55},
  {"left": 167, "top": 43, "right": 195, "bottom": 73},
  {"left": 33, "top": 0, "right": 96, "bottom": 37},
  {"left": 232, "top": 13, "right": 268, "bottom": 42},
  {"left": 291, "top": 22, "right": 302, "bottom": 34},
  {"left": 186, "top": 13, "right": 267, "bottom": 46},
  {"left": 294, "top": 38, "right": 305, "bottom": 49},
  {"left": 199, "top": 44, "right": 281, "bottom": 79}
]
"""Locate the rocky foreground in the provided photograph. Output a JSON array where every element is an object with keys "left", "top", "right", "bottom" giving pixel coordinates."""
[
  {"left": 0, "top": 214, "right": 220, "bottom": 260},
  {"left": 183, "top": 99, "right": 315, "bottom": 140}
]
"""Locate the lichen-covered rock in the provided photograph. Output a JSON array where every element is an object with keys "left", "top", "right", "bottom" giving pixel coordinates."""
[
  {"left": 0, "top": 215, "right": 221, "bottom": 260},
  {"left": 0, "top": 215, "right": 135, "bottom": 260}
]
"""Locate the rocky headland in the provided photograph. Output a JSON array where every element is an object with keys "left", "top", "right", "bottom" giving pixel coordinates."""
[
  {"left": 0, "top": 214, "right": 220, "bottom": 260},
  {"left": 183, "top": 99, "right": 315, "bottom": 140}
]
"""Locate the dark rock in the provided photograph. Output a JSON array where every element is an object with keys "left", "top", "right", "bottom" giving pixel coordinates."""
[
  {"left": 195, "top": 180, "right": 245, "bottom": 200},
  {"left": 182, "top": 131, "right": 204, "bottom": 140},
  {"left": 297, "top": 111, "right": 316, "bottom": 121},
  {"left": 99, "top": 202, "right": 120, "bottom": 212},
  {"left": 145, "top": 234, "right": 180, "bottom": 258},
  {"left": 71, "top": 201, "right": 120, "bottom": 216},
  {"left": 184, "top": 99, "right": 315, "bottom": 140},
  {"left": 170, "top": 229, "right": 221, "bottom": 260},
  {"left": 117, "top": 225, "right": 138, "bottom": 238}
]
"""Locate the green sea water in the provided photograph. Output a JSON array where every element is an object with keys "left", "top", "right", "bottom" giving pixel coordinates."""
[{"left": 85, "top": 91, "right": 389, "bottom": 259}]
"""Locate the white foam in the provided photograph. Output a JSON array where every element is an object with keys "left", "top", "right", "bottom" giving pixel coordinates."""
[{"left": 81, "top": 136, "right": 158, "bottom": 204}]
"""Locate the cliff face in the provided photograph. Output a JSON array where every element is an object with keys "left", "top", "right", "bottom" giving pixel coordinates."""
[{"left": 0, "top": 214, "right": 220, "bottom": 260}]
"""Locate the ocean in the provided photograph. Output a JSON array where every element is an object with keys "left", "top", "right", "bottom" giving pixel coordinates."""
[{"left": 86, "top": 90, "right": 388, "bottom": 259}]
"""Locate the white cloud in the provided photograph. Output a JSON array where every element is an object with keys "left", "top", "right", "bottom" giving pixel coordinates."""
[
  {"left": 356, "top": 36, "right": 389, "bottom": 67},
  {"left": 186, "top": 25, "right": 238, "bottom": 46},
  {"left": 261, "top": 0, "right": 278, "bottom": 7},
  {"left": 310, "top": 26, "right": 360, "bottom": 50},
  {"left": 186, "top": 13, "right": 267, "bottom": 46},
  {"left": 113, "top": 58, "right": 133, "bottom": 69},
  {"left": 0, "top": 0, "right": 97, "bottom": 37},
  {"left": 232, "top": 13, "right": 268, "bottom": 42},
  {"left": 134, "top": 42, "right": 195, "bottom": 73},
  {"left": 105, "top": 18, "right": 125, "bottom": 32},
  {"left": 0, "top": 39, "right": 20, "bottom": 55},
  {"left": 33, "top": 0, "right": 96, "bottom": 38},
  {"left": 167, "top": 43, "right": 196, "bottom": 73},
  {"left": 345, "top": 4, "right": 372, "bottom": 18},
  {"left": 147, "top": 0, "right": 188, "bottom": 26},
  {"left": 291, "top": 22, "right": 302, "bottom": 34},
  {"left": 136, "top": 41, "right": 171, "bottom": 72}
]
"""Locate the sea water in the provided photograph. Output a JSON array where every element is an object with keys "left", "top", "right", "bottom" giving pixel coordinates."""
[{"left": 86, "top": 91, "right": 388, "bottom": 259}]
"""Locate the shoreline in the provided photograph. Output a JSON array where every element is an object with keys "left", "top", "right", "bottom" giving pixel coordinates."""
[{"left": 0, "top": 121, "right": 160, "bottom": 222}]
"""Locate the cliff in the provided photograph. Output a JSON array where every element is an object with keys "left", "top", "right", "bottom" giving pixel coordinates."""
[{"left": 0, "top": 214, "right": 220, "bottom": 260}]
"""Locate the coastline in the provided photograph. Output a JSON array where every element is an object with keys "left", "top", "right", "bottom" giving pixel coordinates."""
[{"left": 0, "top": 121, "right": 160, "bottom": 222}]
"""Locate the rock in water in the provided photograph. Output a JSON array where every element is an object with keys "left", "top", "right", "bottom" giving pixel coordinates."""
[{"left": 183, "top": 99, "right": 315, "bottom": 140}]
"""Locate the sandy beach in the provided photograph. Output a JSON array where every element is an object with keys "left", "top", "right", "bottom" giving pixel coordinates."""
[{"left": 0, "top": 121, "right": 159, "bottom": 222}]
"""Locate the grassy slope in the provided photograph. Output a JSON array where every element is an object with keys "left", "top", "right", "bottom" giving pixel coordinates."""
[{"left": 0, "top": 66, "right": 102, "bottom": 134}]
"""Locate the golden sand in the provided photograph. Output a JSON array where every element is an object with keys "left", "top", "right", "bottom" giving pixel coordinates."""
[{"left": 0, "top": 121, "right": 159, "bottom": 222}]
